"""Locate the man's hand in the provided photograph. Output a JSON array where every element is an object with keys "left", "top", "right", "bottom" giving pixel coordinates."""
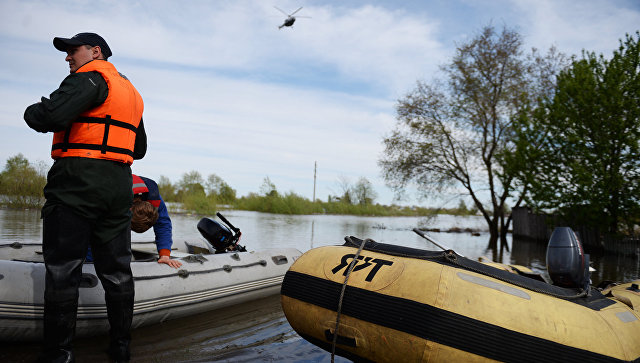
[{"left": 158, "top": 255, "right": 182, "bottom": 268}]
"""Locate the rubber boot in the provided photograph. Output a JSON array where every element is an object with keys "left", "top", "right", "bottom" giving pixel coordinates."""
[
  {"left": 39, "top": 205, "right": 90, "bottom": 363},
  {"left": 105, "top": 297, "right": 133, "bottom": 363},
  {"left": 91, "top": 226, "right": 134, "bottom": 363},
  {"left": 38, "top": 301, "right": 78, "bottom": 363}
]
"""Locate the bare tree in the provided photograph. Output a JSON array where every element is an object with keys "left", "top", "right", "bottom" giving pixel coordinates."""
[
  {"left": 380, "top": 25, "right": 565, "bottom": 245},
  {"left": 336, "top": 175, "right": 353, "bottom": 204},
  {"left": 260, "top": 176, "right": 278, "bottom": 197},
  {"left": 353, "top": 177, "right": 378, "bottom": 205}
]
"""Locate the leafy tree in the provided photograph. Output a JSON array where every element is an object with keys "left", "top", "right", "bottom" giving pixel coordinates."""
[
  {"left": 4, "top": 154, "right": 29, "bottom": 171},
  {"left": 353, "top": 177, "right": 377, "bottom": 205},
  {"left": 260, "top": 176, "right": 278, "bottom": 197},
  {"left": 511, "top": 32, "right": 640, "bottom": 236},
  {"left": 380, "top": 25, "right": 566, "bottom": 245},
  {"left": 205, "top": 174, "right": 236, "bottom": 203},
  {"left": 177, "top": 171, "right": 205, "bottom": 199},
  {"left": 157, "top": 175, "right": 177, "bottom": 201},
  {"left": 0, "top": 154, "right": 47, "bottom": 208}
]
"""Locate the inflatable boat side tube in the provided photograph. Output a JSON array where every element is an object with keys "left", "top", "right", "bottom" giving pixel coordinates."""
[
  {"left": 342, "top": 237, "right": 614, "bottom": 310},
  {"left": 281, "top": 270, "right": 629, "bottom": 363}
]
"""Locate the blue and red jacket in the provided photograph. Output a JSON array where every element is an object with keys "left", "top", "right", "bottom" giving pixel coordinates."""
[{"left": 132, "top": 174, "right": 173, "bottom": 257}]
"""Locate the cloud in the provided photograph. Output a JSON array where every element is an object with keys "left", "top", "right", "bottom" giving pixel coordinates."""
[
  {"left": 511, "top": 0, "right": 640, "bottom": 57},
  {"left": 274, "top": 4, "right": 446, "bottom": 94},
  {"left": 1, "top": 1, "right": 445, "bottom": 94},
  {"left": 125, "top": 61, "right": 395, "bottom": 198}
]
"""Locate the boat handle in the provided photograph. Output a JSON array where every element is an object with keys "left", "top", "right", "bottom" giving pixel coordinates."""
[
  {"left": 272, "top": 255, "right": 288, "bottom": 265},
  {"left": 324, "top": 329, "right": 357, "bottom": 347}
]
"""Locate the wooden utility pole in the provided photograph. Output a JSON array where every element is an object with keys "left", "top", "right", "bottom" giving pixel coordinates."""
[{"left": 313, "top": 161, "right": 317, "bottom": 202}]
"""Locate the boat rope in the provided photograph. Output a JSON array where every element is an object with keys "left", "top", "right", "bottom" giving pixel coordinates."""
[
  {"left": 133, "top": 260, "right": 267, "bottom": 281},
  {"left": 331, "top": 237, "right": 370, "bottom": 363}
]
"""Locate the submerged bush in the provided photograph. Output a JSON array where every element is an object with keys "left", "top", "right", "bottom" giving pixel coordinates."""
[
  {"left": 181, "top": 193, "right": 219, "bottom": 215},
  {"left": 175, "top": 188, "right": 477, "bottom": 217},
  {"left": 0, "top": 154, "right": 47, "bottom": 208},
  {"left": 234, "top": 192, "right": 324, "bottom": 215}
]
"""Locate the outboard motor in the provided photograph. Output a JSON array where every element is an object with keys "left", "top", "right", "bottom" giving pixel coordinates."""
[
  {"left": 197, "top": 218, "right": 233, "bottom": 253},
  {"left": 197, "top": 212, "right": 246, "bottom": 253},
  {"left": 546, "top": 227, "right": 590, "bottom": 290}
]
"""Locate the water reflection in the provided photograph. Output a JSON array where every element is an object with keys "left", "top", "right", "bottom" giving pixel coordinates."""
[
  {"left": 510, "top": 236, "right": 640, "bottom": 285},
  {"left": 591, "top": 253, "right": 640, "bottom": 285},
  {"left": 510, "top": 237, "right": 549, "bottom": 274},
  {"left": 0, "top": 295, "right": 351, "bottom": 363},
  {"left": 2, "top": 208, "right": 637, "bottom": 285},
  {"left": 0, "top": 208, "right": 41, "bottom": 243},
  {"left": 310, "top": 220, "right": 315, "bottom": 249}
]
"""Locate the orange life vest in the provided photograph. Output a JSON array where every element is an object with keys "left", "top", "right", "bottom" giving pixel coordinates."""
[{"left": 51, "top": 60, "right": 144, "bottom": 165}]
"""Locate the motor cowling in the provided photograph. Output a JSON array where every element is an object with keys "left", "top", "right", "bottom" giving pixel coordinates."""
[
  {"left": 546, "top": 227, "right": 589, "bottom": 289},
  {"left": 197, "top": 217, "right": 234, "bottom": 253}
]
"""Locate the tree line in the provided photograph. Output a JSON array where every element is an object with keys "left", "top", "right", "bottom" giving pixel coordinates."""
[
  {"left": 380, "top": 25, "right": 640, "bottom": 246},
  {"left": 0, "top": 156, "right": 476, "bottom": 217},
  {"left": 156, "top": 171, "right": 476, "bottom": 216}
]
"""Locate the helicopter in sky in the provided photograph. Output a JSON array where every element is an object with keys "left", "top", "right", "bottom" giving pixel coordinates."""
[{"left": 274, "top": 6, "right": 310, "bottom": 29}]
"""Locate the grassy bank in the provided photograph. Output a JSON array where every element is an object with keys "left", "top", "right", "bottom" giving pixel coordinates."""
[
  {"left": 181, "top": 191, "right": 476, "bottom": 217},
  {"left": 2, "top": 189, "right": 476, "bottom": 218}
]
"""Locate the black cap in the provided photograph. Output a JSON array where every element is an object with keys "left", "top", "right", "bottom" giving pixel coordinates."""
[{"left": 53, "top": 32, "right": 112, "bottom": 59}]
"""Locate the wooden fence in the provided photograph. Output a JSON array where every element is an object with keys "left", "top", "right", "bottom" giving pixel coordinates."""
[{"left": 511, "top": 207, "right": 551, "bottom": 242}]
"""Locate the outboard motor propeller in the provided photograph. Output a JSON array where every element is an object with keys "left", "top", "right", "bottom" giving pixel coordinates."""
[
  {"left": 546, "top": 227, "right": 590, "bottom": 290},
  {"left": 197, "top": 212, "right": 246, "bottom": 253}
]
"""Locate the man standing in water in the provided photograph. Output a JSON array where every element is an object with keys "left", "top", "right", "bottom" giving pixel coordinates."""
[{"left": 24, "top": 32, "right": 146, "bottom": 363}]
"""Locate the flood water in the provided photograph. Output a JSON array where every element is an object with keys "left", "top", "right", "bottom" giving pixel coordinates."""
[{"left": 1, "top": 208, "right": 638, "bottom": 362}]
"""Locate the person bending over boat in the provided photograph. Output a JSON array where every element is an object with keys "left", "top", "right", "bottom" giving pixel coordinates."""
[
  {"left": 85, "top": 174, "right": 182, "bottom": 269},
  {"left": 130, "top": 174, "right": 182, "bottom": 269},
  {"left": 23, "top": 32, "right": 145, "bottom": 363}
]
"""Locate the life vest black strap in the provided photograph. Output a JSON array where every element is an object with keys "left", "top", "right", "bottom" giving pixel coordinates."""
[
  {"left": 74, "top": 116, "right": 138, "bottom": 132},
  {"left": 101, "top": 115, "right": 111, "bottom": 154},
  {"left": 54, "top": 115, "right": 138, "bottom": 156},
  {"left": 51, "top": 142, "right": 134, "bottom": 156},
  {"left": 62, "top": 124, "right": 72, "bottom": 152}
]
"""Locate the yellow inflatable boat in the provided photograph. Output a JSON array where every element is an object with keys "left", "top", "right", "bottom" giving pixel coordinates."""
[{"left": 281, "top": 236, "right": 640, "bottom": 362}]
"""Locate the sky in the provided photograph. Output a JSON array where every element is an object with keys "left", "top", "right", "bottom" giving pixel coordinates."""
[{"left": 1, "top": 0, "right": 639, "bottom": 207}]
